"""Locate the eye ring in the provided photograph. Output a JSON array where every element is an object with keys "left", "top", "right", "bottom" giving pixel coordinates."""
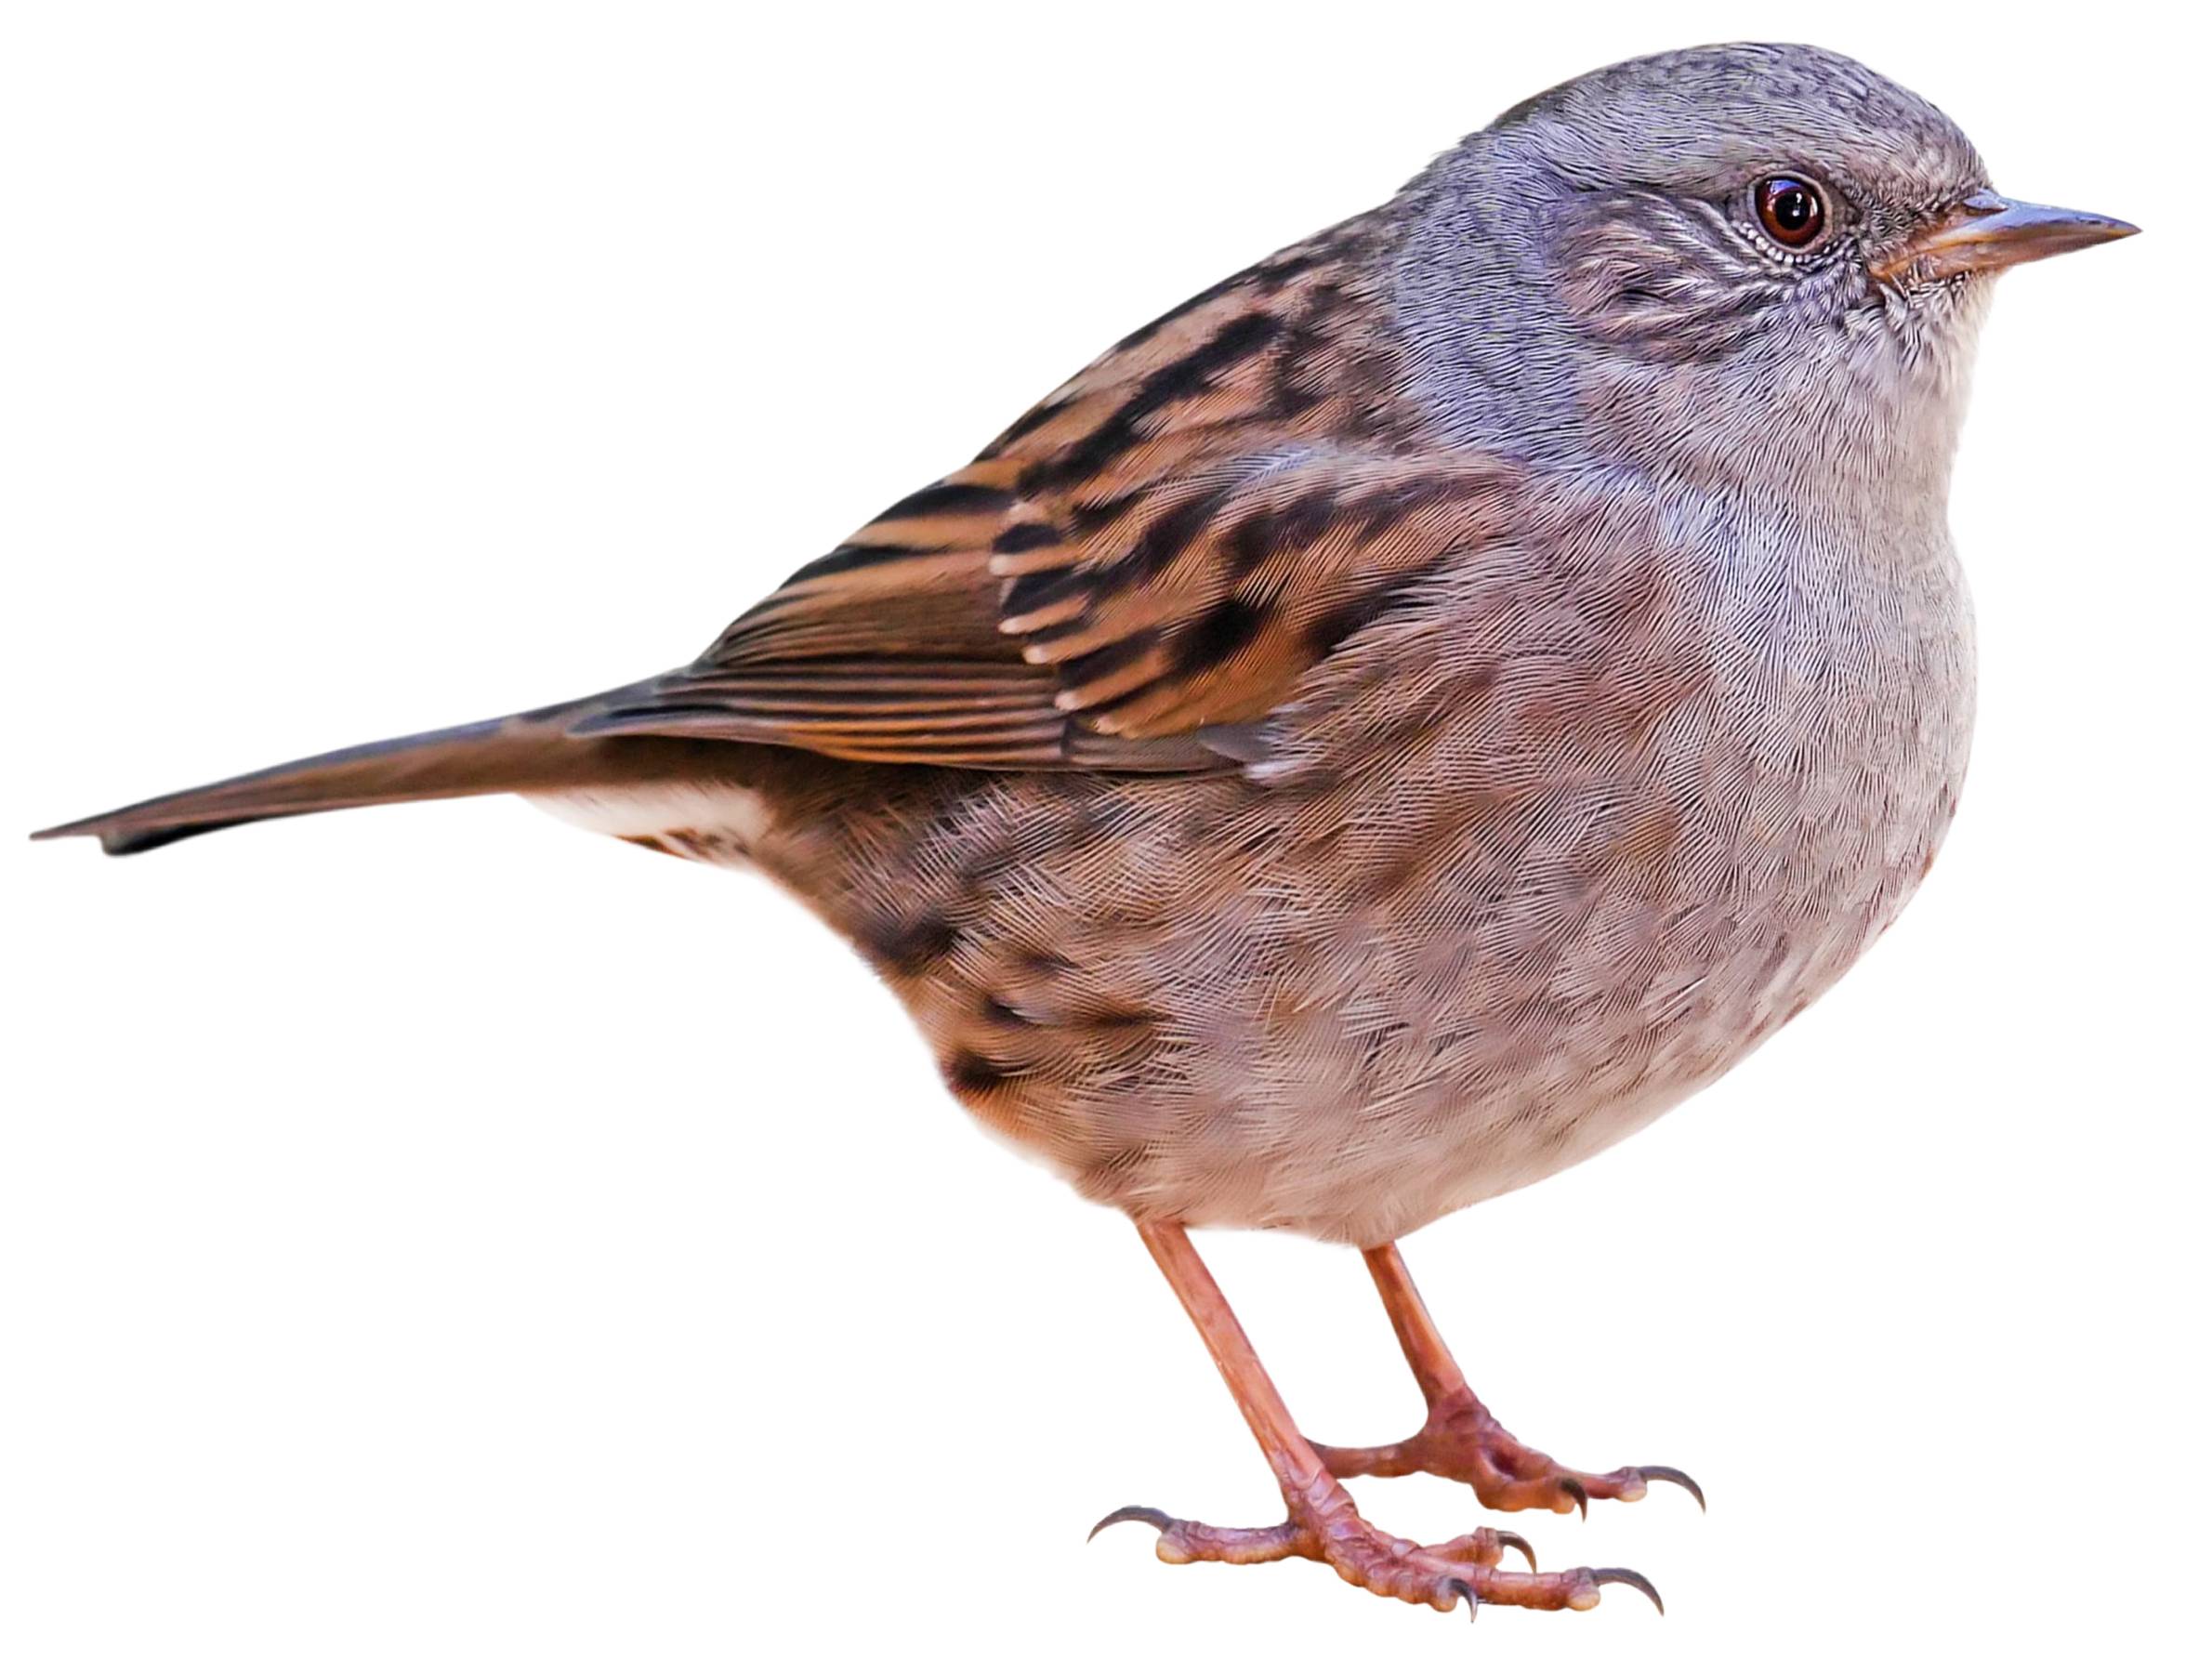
[{"left": 1753, "top": 176, "right": 1827, "bottom": 250}]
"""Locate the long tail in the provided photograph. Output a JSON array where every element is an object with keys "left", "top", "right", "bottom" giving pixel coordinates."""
[{"left": 32, "top": 688, "right": 694, "bottom": 856}]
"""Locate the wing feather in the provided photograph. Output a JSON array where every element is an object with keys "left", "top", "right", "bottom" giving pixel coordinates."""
[{"left": 581, "top": 210, "right": 1523, "bottom": 770}]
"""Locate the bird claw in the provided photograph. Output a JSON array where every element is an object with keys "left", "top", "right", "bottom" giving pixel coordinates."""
[
  {"left": 1560, "top": 1475, "right": 1589, "bottom": 1520},
  {"left": 1445, "top": 1577, "right": 1479, "bottom": 1621},
  {"left": 1590, "top": 1566, "right": 1666, "bottom": 1615},
  {"left": 1637, "top": 1464, "right": 1706, "bottom": 1510},
  {"left": 1087, "top": 1504, "right": 1173, "bottom": 1542},
  {"left": 1495, "top": 1530, "right": 1536, "bottom": 1571}
]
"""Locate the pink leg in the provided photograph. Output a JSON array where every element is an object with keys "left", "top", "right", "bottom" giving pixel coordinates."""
[
  {"left": 1310, "top": 1242, "right": 1704, "bottom": 1516},
  {"left": 1091, "top": 1223, "right": 1665, "bottom": 1620}
]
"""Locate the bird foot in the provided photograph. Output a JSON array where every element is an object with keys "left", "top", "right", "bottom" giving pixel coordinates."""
[
  {"left": 1310, "top": 1386, "right": 1703, "bottom": 1517},
  {"left": 1090, "top": 1478, "right": 1662, "bottom": 1618}
]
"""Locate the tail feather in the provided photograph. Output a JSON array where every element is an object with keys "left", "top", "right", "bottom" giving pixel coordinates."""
[{"left": 32, "top": 692, "right": 670, "bottom": 856}]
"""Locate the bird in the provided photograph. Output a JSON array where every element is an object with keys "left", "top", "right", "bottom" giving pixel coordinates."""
[{"left": 35, "top": 41, "right": 2136, "bottom": 1624}]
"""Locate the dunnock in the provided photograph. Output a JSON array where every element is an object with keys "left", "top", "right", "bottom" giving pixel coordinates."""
[{"left": 36, "top": 42, "right": 2136, "bottom": 1621}]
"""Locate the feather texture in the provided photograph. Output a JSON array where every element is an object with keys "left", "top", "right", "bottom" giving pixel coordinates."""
[
  {"left": 33, "top": 42, "right": 2021, "bottom": 1252},
  {"left": 571, "top": 212, "right": 1498, "bottom": 767}
]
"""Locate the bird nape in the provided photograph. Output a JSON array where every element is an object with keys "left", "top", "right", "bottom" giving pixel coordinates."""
[{"left": 33, "top": 41, "right": 2135, "bottom": 1626}]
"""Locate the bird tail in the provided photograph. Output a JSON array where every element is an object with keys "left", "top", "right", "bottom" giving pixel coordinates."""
[{"left": 31, "top": 689, "right": 683, "bottom": 856}]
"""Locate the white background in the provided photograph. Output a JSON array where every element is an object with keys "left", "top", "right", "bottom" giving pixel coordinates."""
[{"left": 4, "top": 5, "right": 2203, "bottom": 1654}]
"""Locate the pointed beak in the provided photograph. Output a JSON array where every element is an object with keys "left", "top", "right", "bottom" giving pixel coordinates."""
[{"left": 1872, "top": 190, "right": 2139, "bottom": 283}]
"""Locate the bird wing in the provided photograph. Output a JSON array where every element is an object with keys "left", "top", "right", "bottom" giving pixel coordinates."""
[{"left": 573, "top": 215, "right": 1520, "bottom": 770}]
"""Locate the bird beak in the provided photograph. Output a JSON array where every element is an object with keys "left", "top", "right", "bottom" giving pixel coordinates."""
[{"left": 1872, "top": 190, "right": 2139, "bottom": 283}]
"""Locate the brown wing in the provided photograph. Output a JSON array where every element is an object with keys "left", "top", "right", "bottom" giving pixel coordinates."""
[{"left": 574, "top": 213, "right": 1521, "bottom": 769}]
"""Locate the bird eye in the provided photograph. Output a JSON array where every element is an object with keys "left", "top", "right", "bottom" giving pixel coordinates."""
[{"left": 1754, "top": 176, "right": 1827, "bottom": 249}]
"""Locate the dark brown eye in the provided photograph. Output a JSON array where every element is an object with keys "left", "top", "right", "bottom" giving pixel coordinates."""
[{"left": 1755, "top": 176, "right": 1826, "bottom": 248}]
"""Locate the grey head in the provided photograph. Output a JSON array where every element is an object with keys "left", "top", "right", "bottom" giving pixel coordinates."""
[{"left": 1390, "top": 43, "right": 2136, "bottom": 512}]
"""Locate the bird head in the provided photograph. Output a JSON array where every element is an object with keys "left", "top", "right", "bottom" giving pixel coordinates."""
[{"left": 1392, "top": 43, "right": 2137, "bottom": 508}]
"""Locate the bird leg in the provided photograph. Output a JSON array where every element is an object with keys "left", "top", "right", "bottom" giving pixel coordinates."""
[
  {"left": 1309, "top": 1242, "right": 1703, "bottom": 1516},
  {"left": 1092, "top": 1221, "right": 1663, "bottom": 1619}
]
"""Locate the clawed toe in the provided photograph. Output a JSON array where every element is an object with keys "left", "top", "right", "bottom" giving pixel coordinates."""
[
  {"left": 1552, "top": 1463, "right": 1705, "bottom": 1513},
  {"left": 1087, "top": 1505, "right": 1174, "bottom": 1541},
  {"left": 1086, "top": 1503, "right": 1311, "bottom": 1566},
  {"left": 1426, "top": 1526, "right": 1539, "bottom": 1571},
  {"left": 1090, "top": 1493, "right": 1662, "bottom": 1619},
  {"left": 1559, "top": 1462, "right": 1706, "bottom": 1513},
  {"left": 1315, "top": 1387, "right": 1705, "bottom": 1518}
]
